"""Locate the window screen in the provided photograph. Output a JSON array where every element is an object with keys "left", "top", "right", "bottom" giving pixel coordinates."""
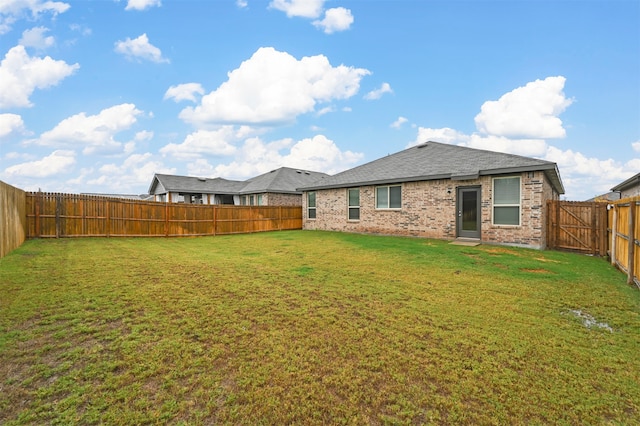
[
  {"left": 348, "top": 188, "right": 360, "bottom": 220},
  {"left": 493, "top": 177, "right": 520, "bottom": 225}
]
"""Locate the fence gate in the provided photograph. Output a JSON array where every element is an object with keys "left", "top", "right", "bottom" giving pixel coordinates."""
[{"left": 547, "top": 200, "right": 608, "bottom": 256}]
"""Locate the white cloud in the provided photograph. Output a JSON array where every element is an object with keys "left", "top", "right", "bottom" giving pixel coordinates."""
[
  {"left": 32, "top": 103, "right": 143, "bottom": 155},
  {"left": 408, "top": 75, "right": 640, "bottom": 200},
  {"left": 364, "top": 82, "right": 392, "bottom": 100},
  {"left": 410, "top": 127, "right": 470, "bottom": 147},
  {"left": 91, "top": 153, "right": 174, "bottom": 192},
  {"left": 391, "top": 116, "right": 408, "bottom": 129},
  {"left": 0, "top": 45, "right": 79, "bottom": 109},
  {"left": 164, "top": 83, "right": 205, "bottom": 102},
  {"left": 269, "top": 1, "right": 353, "bottom": 34},
  {"left": 316, "top": 106, "right": 334, "bottom": 116},
  {"left": 313, "top": 7, "right": 353, "bottom": 34},
  {"left": 0, "top": 0, "right": 70, "bottom": 35},
  {"left": 464, "top": 135, "right": 548, "bottom": 157},
  {"left": 269, "top": 0, "right": 324, "bottom": 18},
  {"left": 544, "top": 146, "right": 636, "bottom": 196},
  {"left": 283, "top": 134, "right": 363, "bottom": 173},
  {"left": 236, "top": 0, "right": 248, "bottom": 8},
  {"left": 123, "top": 130, "right": 154, "bottom": 154},
  {"left": 210, "top": 134, "right": 363, "bottom": 179},
  {"left": 114, "top": 33, "right": 169, "bottom": 63},
  {"left": 412, "top": 126, "right": 548, "bottom": 158},
  {"left": 474, "top": 76, "right": 573, "bottom": 139},
  {"left": 0, "top": 113, "right": 25, "bottom": 138},
  {"left": 180, "top": 47, "right": 369, "bottom": 126},
  {"left": 69, "top": 23, "right": 91, "bottom": 36},
  {"left": 4, "top": 150, "right": 75, "bottom": 178},
  {"left": 159, "top": 127, "right": 240, "bottom": 160},
  {"left": 19, "top": 26, "right": 54, "bottom": 49},
  {"left": 125, "top": 0, "right": 161, "bottom": 11}
]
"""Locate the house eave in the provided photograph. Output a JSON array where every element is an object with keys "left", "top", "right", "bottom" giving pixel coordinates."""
[{"left": 611, "top": 172, "right": 640, "bottom": 192}]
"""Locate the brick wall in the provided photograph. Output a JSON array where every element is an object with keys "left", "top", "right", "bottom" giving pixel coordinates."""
[
  {"left": 303, "top": 171, "right": 557, "bottom": 249},
  {"left": 262, "top": 192, "right": 302, "bottom": 206}
]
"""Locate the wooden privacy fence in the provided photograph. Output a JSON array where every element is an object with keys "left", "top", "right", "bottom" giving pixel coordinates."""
[
  {"left": 609, "top": 196, "right": 640, "bottom": 288},
  {"left": 26, "top": 192, "right": 302, "bottom": 238},
  {"left": 546, "top": 200, "right": 608, "bottom": 256},
  {"left": 0, "top": 180, "right": 27, "bottom": 258}
]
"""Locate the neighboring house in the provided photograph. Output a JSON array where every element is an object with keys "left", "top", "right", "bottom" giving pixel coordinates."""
[
  {"left": 148, "top": 167, "right": 329, "bottom": 206},
  {"left": 611, "top": 172, "right": 640, "bottom": 199},
  {"left": 298, "top": 141, "right": 565, "bottom": 249},
  {"left": 587, "top": 192, "right": 621, "bottom": 202}
]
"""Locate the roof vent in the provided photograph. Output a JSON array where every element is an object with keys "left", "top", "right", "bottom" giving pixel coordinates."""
[
  {"left": 197, "top": 177, "right": 207, "bottom": 182},
  {"left": 417, "top": 142, "right": 430, "bottom": 148},
  {"left": 296, "top": 170, "right": 302, "bottom": 174},
  {"left": 304, "top": 171, "right": 310, "bottom": 175}
]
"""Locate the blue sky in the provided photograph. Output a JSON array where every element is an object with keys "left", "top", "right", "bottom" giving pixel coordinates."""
[{"left": 0, "top": 0, "right": 638, "bottom": 200}]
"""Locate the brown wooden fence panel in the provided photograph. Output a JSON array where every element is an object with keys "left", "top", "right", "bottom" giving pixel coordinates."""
[
  {"left": 25, "top": 192, "right": 302, "bottom": 239},
  {"left": 0, "top": 180, "right": 26, "bottom": 258},
  {"left": 546, "top": 200, "right": 608, "bottom": 255}
]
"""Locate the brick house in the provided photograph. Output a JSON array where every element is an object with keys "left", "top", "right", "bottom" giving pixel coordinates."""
[
  {"left": 298, "top": 141, "right": 565, "bottom": 249},
  {"left": 149, "top": 167, "right": 328, "bottom": 206}
]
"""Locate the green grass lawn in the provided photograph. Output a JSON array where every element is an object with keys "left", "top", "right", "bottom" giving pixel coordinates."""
[{"left": 1, "top": 230, "right": 639, "bottom": 424}]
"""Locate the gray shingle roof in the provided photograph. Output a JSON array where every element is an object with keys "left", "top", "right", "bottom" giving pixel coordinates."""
[
  {"left": 239, "top": 167, "right": 329, "bottom": 194},
  {"left": 298, "top": 141, "right": 564, "bottom": 194},
  {"left": 149, "top": 167, "right": 329, "bottom": 195},
  {"left": 149, "top": 174, "right": 245, "bottom": 194}
]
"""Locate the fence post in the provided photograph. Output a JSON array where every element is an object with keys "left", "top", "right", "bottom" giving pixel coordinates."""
[
  {"left": 553, "top": 200, "right": 560, "bottom": 247},
  {"left": 164, "top": 202, "right": 169, "bottom": 237},
  {"left": 35, "top": 192, "right": 41, "bottom": 238},
  {"left": 106, "top": 198, "right": 111, "bottom": 237},
  {"left": 213, "top": 205, "right": 217, "bottom": 236},
  {"left": 591, "top": 202, "right": 597, "bottom": 255},
  {"left": 55, "top": 194, "right": 61, "bottom": 238},
  {"left": 628, "top": 201, "right": 636, "bottom": 285},
  {"left": 611, "top": 204, "right": 617, "bottom": 266}
]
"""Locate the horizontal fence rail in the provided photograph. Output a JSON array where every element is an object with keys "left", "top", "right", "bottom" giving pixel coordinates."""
[{"left": 26, "top": 192, "right": 302, "bottom": 239}]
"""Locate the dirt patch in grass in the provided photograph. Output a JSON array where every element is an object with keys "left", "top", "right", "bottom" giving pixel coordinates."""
[{"left": 520, "top": 268, "right": 553, "bottom": 274}]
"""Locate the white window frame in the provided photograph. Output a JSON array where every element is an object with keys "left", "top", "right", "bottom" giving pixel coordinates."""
[
  {"left": 492, "top": 176, "right": 521, "bottom": 226},
  {"left": 375, "top": 185, "right": 402, "bottom": 210},
  {"left": 307, "top": 192, "right": 317, "bottom": 219},
  {"left": 347, "top": 188, "right": 360, "bottom": 221}
]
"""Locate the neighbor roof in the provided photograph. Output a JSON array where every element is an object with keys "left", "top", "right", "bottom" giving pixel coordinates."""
[
  {"left": 149, "top": 174, "right": 245, "bottom": 195},
  {"left": 298, "top": 141, "right": 565, "bottom": 194},
  {"left": 149, "top": 167, "right": 329, "bottom": 195},
  {"left": 239, "top": 167, "right": 329, "bottom": 195},
  {"left": 611, "top": 172, "right": 640, "bottom": 192}
]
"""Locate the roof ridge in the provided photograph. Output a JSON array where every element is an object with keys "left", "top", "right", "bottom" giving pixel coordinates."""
[{"left": 421, "top": 140, "right": 554, "bottom": 164}]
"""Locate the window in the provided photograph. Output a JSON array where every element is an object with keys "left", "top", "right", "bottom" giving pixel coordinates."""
[
  {"left": 307, "top": 192, "right": 316, "bottom": 219},
  {"left": 376, "top": 185, "right": 402, "bottom": 209},
  {"left": 348, "top": 188, "right": 360, "bottom": 220},
  {"left": 249, "top": 195, "right": 255, "bottom": 206},
  {"left": 257, "top": 194, "right": 263, "bottom": 206},
  {"left": 493, "top": 177, "right": 520, "bottom": 225}
]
